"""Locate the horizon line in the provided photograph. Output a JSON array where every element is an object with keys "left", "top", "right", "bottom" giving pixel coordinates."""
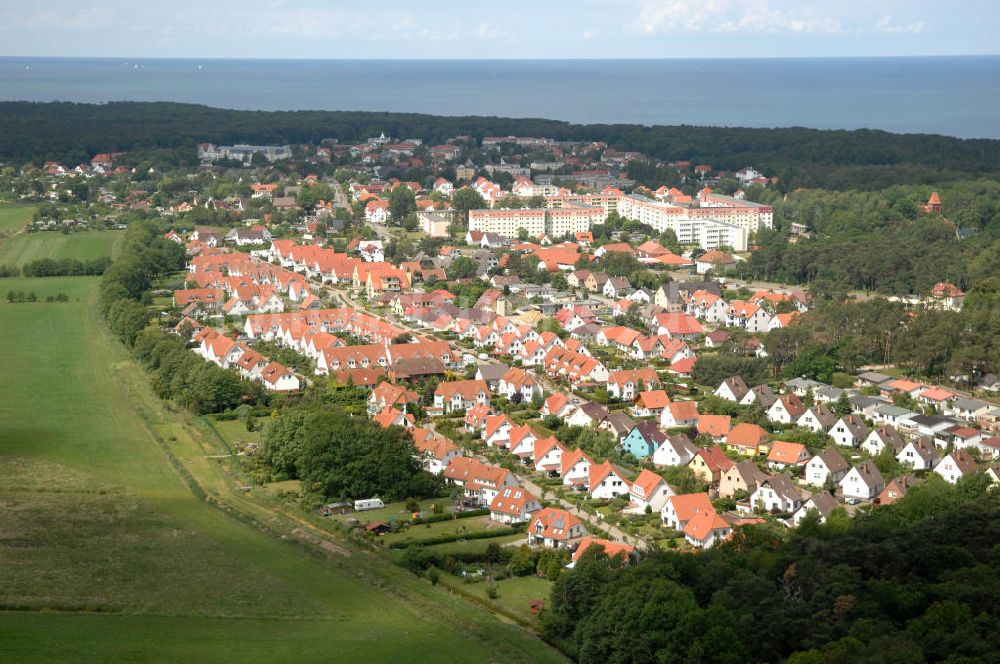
[{"left": 2, "top": 53, "right": 998, "bottom": 62}]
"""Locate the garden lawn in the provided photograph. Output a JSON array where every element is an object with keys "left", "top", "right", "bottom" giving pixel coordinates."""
[
  {"left": 446, "top": 576, "right": 554, "bottom": 624},
  {"left": 379, "top": 516, "right": 502, "bottom": 546},
  {"left": 336, "top": 498, "right": 452, "bottom": 524},
  {"left": 0, "top": 230, "right": 122, "bottom": 267},
  {"left": 424, "top": 533, "right": 526, "bottom": 555},
  {"left": 257, "top": 478, "right": 303, "bottom": 497},
  {"left": 0, "top": 274, "right": 564, "bottom": 663},
  {"left": 207, "top": 415, "right": 262, "bottom": 448}
]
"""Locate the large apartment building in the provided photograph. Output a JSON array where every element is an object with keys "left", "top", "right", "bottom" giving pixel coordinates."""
[
  {"left": 545, "top": 193, "right": 621, "bottom": 217},
  {"left": 469, "top": 209, "right": 546, "bottom": 237},
  {"left": 698, "top": 192, "right": 774, "bottom": 231},
  {"left": 616, "top": 195, "right": 755, "bottom": 250},
  {"left": 469, "top": 205, "right": 604, "bottom": 239},
  {"left": 197, "top": 143, "right": 292, "bottom": 163}
]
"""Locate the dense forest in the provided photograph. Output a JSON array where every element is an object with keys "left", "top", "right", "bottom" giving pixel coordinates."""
[
  {"left": 1, "top": 102, "right": 998, "bottom": 190},
  {"left": 543, "top": 476, "right": 1000, "bottom": 663},
  {"left": 690, "top": 289, "right": 1000, "bottom": 385},
  {"left": 743, "top": 179, "right": 1000, "bottom": 294}
]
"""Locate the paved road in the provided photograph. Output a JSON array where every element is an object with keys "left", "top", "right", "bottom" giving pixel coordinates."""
[{"left": 331, "top": 181, "right": 350, "bottom": 209}]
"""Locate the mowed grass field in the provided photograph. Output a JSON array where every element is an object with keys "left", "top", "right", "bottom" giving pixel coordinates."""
[
  {"left": 0, "top": 274, "right": 564, "bottom": 663},
  {"left": 0, "top": 204, "right": 34, "bottom": 235},
  {"left": 439, "top": 575, "right": 553, "bottom": 626},
  {"left": 0, "top": 230, "right": 123, "bottom": 267}
]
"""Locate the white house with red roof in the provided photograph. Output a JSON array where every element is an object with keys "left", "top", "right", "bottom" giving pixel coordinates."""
[
  {"left": 509, "top": 425, "right": 540, "bottom": 460},
  {"left": 727, "top": 300, "right": 772, "bottom": 333},
  {"left": 260, "top": 361, "right": 299, "bottom": 392},
  {"left": 660, "top": 400, "right": 699, "bottom": 428},
  {"left": 433, "top": 177, "right": 454, "bottom": 196},
  {"left": 687, "top": 290, "right": 729, "bottom": 323},
  {"left": 443, "top": 457, "right": 519, "bottom": 507},
  {"left": 569, "top": 537, "right": 634, "bottom": 566},
  {"left": 533, "top": 437, "right": 567, "bottom": 476},
  {"left": 653, "top": 313, "right": 704, "bottom": 339},
  {"left": 489, "top": 486, "right": 541, "bottom": 524},
  {"left": 542, "top": 393, "right": 576, "bottom": 419},
  {"left": 498, "top": 367, "right": 543, "bottom": 402},
  {"left": 364, "top": 198, "right": 390, "bottom": 224},
  {"left": 626, "top": 469, "right": 673, "bottom": 514},
  {"left": 432, "top": 379, "right": 490, "bottom": 415},
  {"left": 588, "top": 461, "right": 630, "bottom": 499},
  {"left": 661, "top": 493, "right": 714, "bottom": 530},
  {"left": 606, "top": 368, "right": 661, "bottom": 401},
  {"left": 196, "top": 329, "right": 244, "bottom": 368},
  {"left": 413, "top": 431, "right": 462, "bottom": 475},
  {"left": 528, "top": 507, "right": 587, "bottom": 549},
  {"left": 484, "top": 414, "right": 516, "bottom": 448},
  {"left": 561, "top": 449, "right": 593, "bottom": 490},
  {"left": 683, "top": 510, "right": 733, "bottom": 549}
]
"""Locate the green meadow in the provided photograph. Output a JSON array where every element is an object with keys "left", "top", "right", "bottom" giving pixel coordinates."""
[
  {"left": 0, "top": 273, "right": 563, "bottom": 662},
  {"left": 0, "top": 204, "right": 35, "bottom": 235},
  {"left": 0, "top": 230, "right": 123, "bottom": 267}
]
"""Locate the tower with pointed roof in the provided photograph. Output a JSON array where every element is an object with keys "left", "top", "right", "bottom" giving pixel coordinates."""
[{"left": 921, "top": 191, "right": 942, "bottom": 214}]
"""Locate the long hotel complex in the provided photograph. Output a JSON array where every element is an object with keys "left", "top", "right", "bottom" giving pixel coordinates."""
[{"left": 468, "top": 188, "right": 772, "bottom": 251}]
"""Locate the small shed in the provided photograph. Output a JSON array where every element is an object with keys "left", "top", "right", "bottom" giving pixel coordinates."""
[
  {"left": 324, "top": 502, "right": 354, "bottom": 515},
  {"left": 365, "top": 521, "right": 391, "bottom": 536}
]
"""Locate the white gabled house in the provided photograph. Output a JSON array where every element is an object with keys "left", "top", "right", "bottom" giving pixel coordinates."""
[
  {"left": 748, "top": 474, "right": 803, "bottom": 514},
  {"left": 862, "top": 425, "right": 906, "bottom": 456},
  {"left": 588, "top": 462, "right": 630, "bottom": 499},
  {"left": 829, "top": 415, "right": 869, "bottom": 447},
  {"left": 489, "top": 486, "right": 541, "bottom": 524},
  {"left": 896, "top": 436, "right": 940, "bottom": 470},
  {"left": 804, "top": 448, "right": 850, "bottom": 487},
  {"left": 839, "top": 460, "right": 885, "bottom": 500},
  {"left": 790, "top": 491, "right": 840, "bottom": 526},
  {"left": 652, "top": 434, "right": 700, "bottom": 468},
  {"left": 934, "top": 449, "right": 978, "bottom": 484},
  {"left": 714, "top": 376, "right": 749, "bottom": 403},
  {"left": 626, "top": 469, "right": 674, "bottom": 514},
  {"left": 561, "top": 449, "right": 593, "bottom": 491}
]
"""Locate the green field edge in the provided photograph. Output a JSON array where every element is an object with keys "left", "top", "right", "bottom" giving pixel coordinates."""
[{"left": 87, "top": 306, "right": 564, "bottom": 653}]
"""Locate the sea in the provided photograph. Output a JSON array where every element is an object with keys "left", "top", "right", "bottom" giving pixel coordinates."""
[{"left": 1, "top": 56, "right": 998, "bottom": 139}]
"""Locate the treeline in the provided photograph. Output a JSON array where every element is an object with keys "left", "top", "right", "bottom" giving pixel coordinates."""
[
  {"left": 21, "top": 256, "right": 111, "bottom": 277},
  {"left": 696, "top": 292, "right": 1000, "bottom": 385},
  {"left": 99, "top": 220, "right": 263, "bottom": 413},
  {"left": 2, "top": 102, "right": 998, "bottom": 190},
  {"left": 132, "top": 328, "right": 264, "bottom": 414},
  {"left": 98, "top": 220, "right": 185, "bottom": 315},
  {"left": 6, "top": 290, "right": 69, "bottom": 303},
  {"left": 260, "top": 405, "right": 442, "bottom": 501},
  {"left": 745, "top": 180, "right": 1000, "bottom": 294},
  {"left": 543, "top": 475, "right": 1000, "bottom": 663}
]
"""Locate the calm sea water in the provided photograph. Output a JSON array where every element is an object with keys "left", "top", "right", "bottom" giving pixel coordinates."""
[{"left": 1, "top": 56, "right": 998, "bottom": 139}]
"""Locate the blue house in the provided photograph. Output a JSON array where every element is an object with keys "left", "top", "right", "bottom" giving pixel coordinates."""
[{"left": 622, "top": 423, "right": 668, "bottom": 459}]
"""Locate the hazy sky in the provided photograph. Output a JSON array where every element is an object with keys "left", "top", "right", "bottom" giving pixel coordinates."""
[{"left": 1, "top": 0, "right": 997, "bottom": 59}]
